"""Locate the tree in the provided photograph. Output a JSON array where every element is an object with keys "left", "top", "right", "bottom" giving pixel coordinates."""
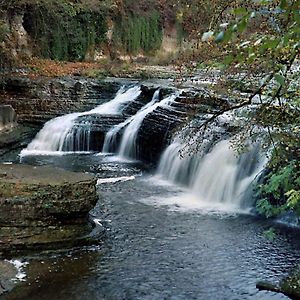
[{"left": 186, "top": 0, "right": 300, "bottom": 217}]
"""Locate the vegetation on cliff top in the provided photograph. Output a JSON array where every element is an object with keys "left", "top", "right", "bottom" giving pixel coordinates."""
[
  {"left": 186, "top": 0, "right": 300, "bottom": 218},
  {"left": 0, "top": 0, "right": 165, "bottom": 63}
]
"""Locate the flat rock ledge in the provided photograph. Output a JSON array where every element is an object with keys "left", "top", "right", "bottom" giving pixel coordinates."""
[{"left": 0, "top": 164, "right": 98, "bottom": 257}]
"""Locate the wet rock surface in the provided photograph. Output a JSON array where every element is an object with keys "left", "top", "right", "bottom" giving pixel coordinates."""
[
  {"left": 0, "top": 106, "right": 17, "bottom": 130},
  {"left": 123, "top": 90, "right": 229, "bottom": 163},
  {"left": 0, "top": 164, "right": 98, "bottom": 257},
  {"left": 257, "top": 267, "right": 300, "bottom": 300},
  {"left": 0, "top": 75, "right": 231, "bottom": 164},
  {"left": 0, "top": 124, "right": 40, "bottom": 161},
  {"left": 0, "top": 261, "right": 18, "bottom": 296},
  {"left": 63, "top": 88, "right": 230, "bottom": 163}
]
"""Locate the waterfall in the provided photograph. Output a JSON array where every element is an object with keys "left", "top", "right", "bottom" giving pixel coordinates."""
[
  {"left": 102, "top": 89, "right": 161, "bottom": 154},
  {"left": 118, "top": 92, "right": 177, "bottom": 160},
  {"left": 21, "top": 86, "right": 141, "bottom": 155},
  {"left": 157, "top": 138, "right": 266, "bottom": 209},
  {"left": 190, "top": 140, "right": 265, "bottom": 207}
]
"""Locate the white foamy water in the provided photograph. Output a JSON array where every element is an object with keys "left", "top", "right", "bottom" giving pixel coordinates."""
[
  {"left": 118, "top": 92, "right": 178, "bottom": 159},
  {"left": 191, "top": 140, "right": 265, "bottom": 206},
  {"left": 20, "top": 86, "right": 141, "bottom": 156},
  {"left": 156, "top": 139, "right": 266, "bottom": 210},
  {"left": 139, "top": 193, "right": 248, "bottom": 215},
  {"left": 6, "top": 259, "right": 29, "bottom": 282},
  {"left": 102, "top": 89, "right": 161, "bottom": 153},
  {"left": 97, "top": 176, "right": 136, "bottom": 185}
]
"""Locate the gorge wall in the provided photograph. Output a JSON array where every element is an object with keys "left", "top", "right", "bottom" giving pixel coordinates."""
[{"left": 0, "top": 0, "right": 183, "bottom": 69}]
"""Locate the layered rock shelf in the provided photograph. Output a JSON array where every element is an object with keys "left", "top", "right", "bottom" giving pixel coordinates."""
[
  {"left": 0, "top": 164, "right": 98, "bottom": 257},
  {"left": 0, "top": 76, "right": 121, "bottom": 123}
]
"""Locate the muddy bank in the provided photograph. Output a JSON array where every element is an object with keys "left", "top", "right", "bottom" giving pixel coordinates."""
[{"left": 0, "top": 164, "right": 98, "bottom": 257}]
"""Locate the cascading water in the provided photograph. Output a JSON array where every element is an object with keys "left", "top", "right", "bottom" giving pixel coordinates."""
[
  {"left": 21, "top": 86, "right": 141, "bottom": 155},
  {"left": 102, "top": 89, "right": 161, "bottom": 154},
  {"left": 118, "top": 92, "right": 178, "bottom": 160},
  {"left": 157, "top": 137, "right": 266, "bottom": 210},
  {"left": 191, "top": 140, "right": 265, "bottom": 207}
]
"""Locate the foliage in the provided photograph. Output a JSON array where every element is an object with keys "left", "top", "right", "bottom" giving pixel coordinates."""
[
  {"left": 112, "top": 11, "right": 163, "bottom": 54},
  {"left": 263, "top": 228, "right": 277, "bottom": 240},
  {"left": 21, "top": 3, "right": 107, "bottom": 61},
  {"left": 0, "top": 0, "right": 110, "bottom": 61},
  {"left": 256, "top": 160, "right": 300, "bottom": 217}
]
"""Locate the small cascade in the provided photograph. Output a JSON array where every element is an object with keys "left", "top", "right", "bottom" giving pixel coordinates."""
[
  {"left": 118, "top": 92, "right": 177, "bottom": 160},
  {"left": 102, "top": 89, "right": 161, "bottom": 153},
  {"left": 157, "top": 142, "right": 200, "bottom": 186},
  {"left": 157, "top": 138, "right": 266, "bottom": 209},
  {"left": 190, "top": 140, "right": 265, "bottom": 207},
  {"left": 21, "top": 86, "right": 141, "bottom": 155}
]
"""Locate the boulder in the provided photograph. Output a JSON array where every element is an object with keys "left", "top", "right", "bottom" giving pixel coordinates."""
[
  {"left": 0, "top": 164, "right": 98, "bottom": 256},
  {"left": 0, "top": 260, "right": 18, "bottom": 296}
]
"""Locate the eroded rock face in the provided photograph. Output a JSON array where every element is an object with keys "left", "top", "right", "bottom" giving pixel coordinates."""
[
  {"left": 122, "top": 90, "right": 230, "bottom": 163},
  {"left": 0, "top": 76, "right": 121, "bottom": 123},
  {"left": 0, "top": 105, "right": 17, "bottom": 131},
  {"left": 0, "top": 164, "right": 98, "bottom": 256},
  {"left": 0, "top": 124, "right": 40, "bottom": 160}
]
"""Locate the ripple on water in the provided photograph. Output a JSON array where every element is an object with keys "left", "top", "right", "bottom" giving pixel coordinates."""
[{"left": 8, "top": 154, "right": 300, "bottom": 300}]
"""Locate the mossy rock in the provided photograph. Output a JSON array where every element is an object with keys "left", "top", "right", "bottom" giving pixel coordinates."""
[
  {"left": 257, "top": 267, "right": 300, "bottom": 299},
  {"left": 0, "top": 164, "right": 98, "bottom": 256},
  {"left": 280, "top": 267, "right": 300, "bottom": 299}
]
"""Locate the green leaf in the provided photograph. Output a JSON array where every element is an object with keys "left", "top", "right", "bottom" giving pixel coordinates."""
[
  {"left": 223, "top": 55, "right": 234, "bottom": 65},
  {"left": 280, "top": 0, "right": 288, "bottom": 9},
  {"left": 264, "top": 39, "right": 279, "bottom": 49},
  {"left": 263, "top": 228, "right": 276, "bottom": 240},
  {"left": 237, "top": 18, "right": 248, "bottom": 32},
  {"left": 233, "top": 8, "right": 248, "bottom": 15},
  {"left": 274, "top": 73, "right": 285, "bottom": 86}
]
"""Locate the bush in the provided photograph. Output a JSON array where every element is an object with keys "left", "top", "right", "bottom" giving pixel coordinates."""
[{"left": 256, "top": 158, "right": 300, "bottom": 218}]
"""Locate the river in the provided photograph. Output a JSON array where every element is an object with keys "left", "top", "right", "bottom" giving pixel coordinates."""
[{"left": 2, "top": 153, "right": 300, "bottom": 300}]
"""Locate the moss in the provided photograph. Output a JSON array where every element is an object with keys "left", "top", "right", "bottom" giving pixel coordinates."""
[
  {"left": 0, "top": 20, "right": 9, "bottom": 42},
  {"left": 22, "top": 5, "right": 107, "bottom": 61},
  {"left": 112, "top": 11, "right": 163, "bottom": 55}
]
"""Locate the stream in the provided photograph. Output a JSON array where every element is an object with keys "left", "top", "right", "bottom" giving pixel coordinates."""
[{"left": 1, "top": 153, "right": 300, "bottom": 300}]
